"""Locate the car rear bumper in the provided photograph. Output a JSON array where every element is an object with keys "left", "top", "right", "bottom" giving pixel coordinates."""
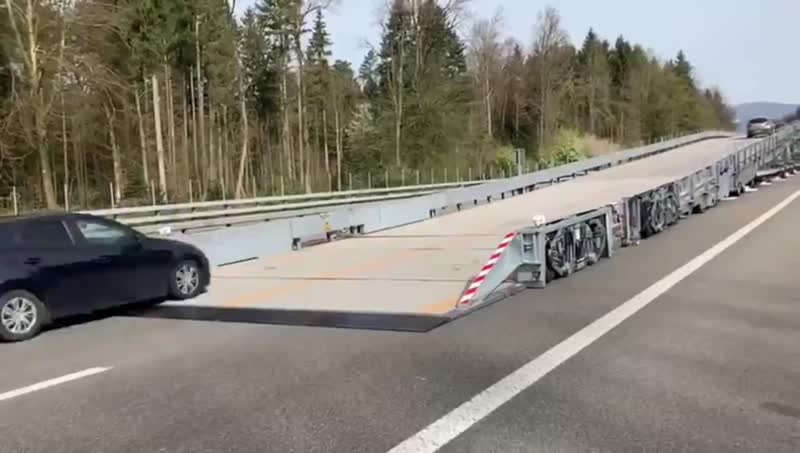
[{"left": 747, "top": 128, "right": 772, "bottom": 137}]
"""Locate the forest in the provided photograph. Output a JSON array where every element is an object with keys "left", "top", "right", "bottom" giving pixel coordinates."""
[{"left": 0, "top": 0, "right": 735, "bottom": 212}]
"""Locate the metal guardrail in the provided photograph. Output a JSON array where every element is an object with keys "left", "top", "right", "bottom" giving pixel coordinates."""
[
  {"left": 86, "top": 181, "right": 488, "bottom": 219},
  {"left": 104, "top": 130, "right": 731, "bottom": 232},
  {"left": 129, "top": 190, "right": 437, "bottom": 230}
]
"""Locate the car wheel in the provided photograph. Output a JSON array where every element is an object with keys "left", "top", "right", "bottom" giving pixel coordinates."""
[
  {"left": 169, "top": 260, "right": 203, "bottom": 300},
  {"left": 0, "top": 290, "right": 48, "bottom": 342}
]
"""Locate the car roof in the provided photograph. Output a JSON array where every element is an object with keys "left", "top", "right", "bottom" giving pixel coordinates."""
[{"left": 0, "top": 212, "right": 100, "bottom": 225}]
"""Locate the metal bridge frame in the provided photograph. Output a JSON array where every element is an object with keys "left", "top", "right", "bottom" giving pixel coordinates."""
[{"left": 456, "top": 125, "right": 800, "bottom": 310}]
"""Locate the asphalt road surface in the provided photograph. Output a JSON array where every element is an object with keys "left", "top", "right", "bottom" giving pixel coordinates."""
[{"left": 1, "top": 176, "right": 799, "bottom": 453}]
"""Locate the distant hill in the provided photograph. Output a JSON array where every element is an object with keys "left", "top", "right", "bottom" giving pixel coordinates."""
[{"left": 734, "top": 102, "right": 799, "bottom": 130}]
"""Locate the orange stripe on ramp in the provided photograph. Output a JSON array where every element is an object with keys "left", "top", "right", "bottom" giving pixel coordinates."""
[{"left": 224, "top": 249, "right": 420, "bottom": 308}]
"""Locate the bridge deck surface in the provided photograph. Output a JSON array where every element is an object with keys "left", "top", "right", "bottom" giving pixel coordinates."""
[{"left": 160, "top": 136, "right": 755, "bottom": 323}]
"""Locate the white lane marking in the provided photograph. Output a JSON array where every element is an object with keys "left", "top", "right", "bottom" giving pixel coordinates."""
[
  {"left": 0, "top": 367, "right": 112, "bottom": 402},
  {"left": 388, "top": 189, "right": 800, "bottom": 453}
]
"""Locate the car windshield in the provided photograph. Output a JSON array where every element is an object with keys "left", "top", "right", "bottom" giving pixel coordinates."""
[{"left": 749, "top": 117, "right": 769, "bottom": 124}]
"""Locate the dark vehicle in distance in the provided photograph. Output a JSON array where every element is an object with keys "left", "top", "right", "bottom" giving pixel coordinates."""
[
  {"left": 746, "top": 117, "right": 774, "bottom": 138},
  {"left": 0, "top": 213, "right": 210, "bottom": 341}
]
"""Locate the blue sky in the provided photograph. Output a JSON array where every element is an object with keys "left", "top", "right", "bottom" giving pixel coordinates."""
[{"left": 236, "top": 0, "right": 800, "bottom": 105}]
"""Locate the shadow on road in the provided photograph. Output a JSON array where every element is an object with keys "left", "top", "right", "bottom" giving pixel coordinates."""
[{"left": 123, "top": 304, "right": 448, "bottom": 333}]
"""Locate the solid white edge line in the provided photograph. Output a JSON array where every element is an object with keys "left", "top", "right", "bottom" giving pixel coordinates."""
[
  {"left": 387, "top": 189, "right": 800, "bottom": 453},
  {"left": 0, "top": 367, "right": 112, "bottom": 402}
]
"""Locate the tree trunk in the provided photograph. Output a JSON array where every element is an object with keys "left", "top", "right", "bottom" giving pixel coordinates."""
[
  {"left": 235, "top": 56, "right": 250, "bottom": 198},
  {"left": 221, "top": 105, "right": 228, "bottom": 189},
  {"left": 322, "top": 107, "right": 329, "bottom": 181},
  {"left": 164, "top": 63, "right": 177, "bottom": 193},
  {"left": 60, "top": 90, "right": 69, "bottom": 204},
  {"left": 334, "top": 106, "right": 342, "bottom": 191},
  {"left": 394, "top": 36, "right": 405, "bottom": 168},
  {"left": 264, "top": 117, "right": 272, "bottom": 189},
  {"left": 181, "top": 78, "right": 191, "bottom": 196},
  {"left": 485, "top": 78, "right": 493, "bottom": 140},
  {"left": 189, "top": 69, "right": 199, "bottom": 190},
  {"left": 21, "top": 0, "right": 57, "bottom": 207},
  {"left": 152, "top": 73, "right": 168, "bottom": 202},
  {"left": 208, "top": 103, "right": 217, "bottom": 187},
  {"left": 295, "top": 36, "right": 309, "bottom": 193},
  {"left": 217, "top": 119, "right": 225, "bottom": 198},
  {"left": 588, "top": 69, "right": 596, "bottom": 134},
  {"left": 104, "top": 104, "right": 122, "bottom": 203},
  {"left": 135, "top": 84, "right": 149, "bottom": 186},
  {"left": 514, "top": 94, "right": 521, "bottom": 142},
  {"left": 280, "top": 54, "right": 292, "bottom": 181},
  {"left": 195, "top": 19, "right": 207, "bottom": 189},
  {"left": 72, "top": 121, "right": 87, "bottom": 208}
]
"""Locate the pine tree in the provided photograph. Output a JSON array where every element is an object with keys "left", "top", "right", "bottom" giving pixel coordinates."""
[
  {"left": 672, "top": 50, "right": 694, "bottom": 88},
  {"left": 609, "top": 36, "right": 632, "bottom": 90},
  {"left": 358, "top": 49, "right": 379, "bottom": 99},
  {"left": 502, "top": 43, "right": 527, "bottom": 146},
  {"left": 240, "top": 7, "right": 277, "bottom": 121},
  {"left": 307, "top": 8, "right": 333, "bottom": 186},
  {"left": 307, "top": 9, "right": 331, "bottom": 68},
  {"left": 577, "top": 28, "right": 611, "bottom": 135},
  {"left": 255, "top": 0, "right": 296, "bottom": 183}
]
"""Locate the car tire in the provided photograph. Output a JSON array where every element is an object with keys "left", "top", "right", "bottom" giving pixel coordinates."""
[
  {"left": 168, "top": 260, "right": 203, "bottom": 300},
  {"left": 0, "top": 290, "right": 49, "bottom": 342}
]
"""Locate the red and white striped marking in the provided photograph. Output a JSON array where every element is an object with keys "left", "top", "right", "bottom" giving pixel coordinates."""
[{"left": 458, "top": 232, "right": 517, "bottom": 305}]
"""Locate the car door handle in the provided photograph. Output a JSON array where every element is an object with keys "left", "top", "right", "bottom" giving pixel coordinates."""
[{"left": 24, "top": 257, "right": 42, "bottom": 265}]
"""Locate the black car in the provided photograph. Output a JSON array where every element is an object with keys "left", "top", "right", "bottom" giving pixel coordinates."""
[{"left": 0, "top": 213, "right": 210, "bottom": 341}]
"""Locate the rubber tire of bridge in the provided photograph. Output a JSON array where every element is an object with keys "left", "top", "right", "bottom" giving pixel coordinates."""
[
  {"left": 168, "top": 260, "right": 203, "bottom": 300},
  {"left": 0, "top": 289, "right": 49, "bottom": 342}
]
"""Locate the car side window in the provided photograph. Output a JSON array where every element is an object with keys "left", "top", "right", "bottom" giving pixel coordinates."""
[
  {"left": 75, "top": 219, "right": 135, "bottom": 246},
  {"left": 0, "top": 223, "right": 18, "bottom": 248},
  {"left": 18, "top": 220, "right": 74, "bottom": 248}
]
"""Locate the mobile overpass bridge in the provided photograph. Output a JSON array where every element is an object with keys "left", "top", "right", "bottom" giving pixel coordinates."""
[{"left": 93, "top": 125, "right": 800, "bottom": 330}]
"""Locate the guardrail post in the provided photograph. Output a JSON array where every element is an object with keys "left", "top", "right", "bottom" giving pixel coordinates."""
[
  {"left": 416, "top": 169, "right": 420, "bottom": 185},
  {"left": 64, "top": 183, "right": 69, "bottom": 211},
  {"left": 189, "top": 180, "right": 194, "bottom": 204},
  {"left": 280, "top": 175, "right": 285, "bottom": 196},
  {"left": 150, "top": 180, "right": 156, "bottom": 206},
  {"left": 468, "top": 167, "right": 472, "bottom": 181},
  {"left": 12, "top": 185, "right": 18, "bottom": 215},
  {"left": 110, "top": 182, "right": 116, "bottom": 209},
  {"left": 385, "top": 170, "right": 389, "bottom": 188},
  {"left": 368, "top": 172, "right": 372, "bottom": 189},
  {"left": 430, "top": 167, "right": 434, "bottom": 183},
  {"left": 401, "top": 168, "right": 405, "bottom": 186}
]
